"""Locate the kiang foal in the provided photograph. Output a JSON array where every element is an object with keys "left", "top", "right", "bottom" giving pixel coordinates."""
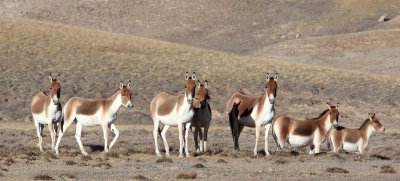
[
  {"left": 273, "top": 103, "right": 339, "bottom": 154},
  {"left": 327, "top": 113, "right": 385, "bottom": 154}
]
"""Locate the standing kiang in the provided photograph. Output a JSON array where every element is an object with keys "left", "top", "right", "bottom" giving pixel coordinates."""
[
  {"left": 151, "top": 72, "right": 196, "bottom": 157},
  {"left": 31, "top": 73, "right": 62, "bottom": 152},
  {"left": 272, "top": 103, "right": 339, "bottom": 154},
  {"left": 191, "top": 80, "right": 212, "bottom": 153},
  {"left": 54, "top": 81, "right": 133, "bottom": 156},
  {"left": 327, "top": 113, "right": 385, "bottom": 154},
  {"left": 227, "top": 73, "right": 278, "bottom": 157}
]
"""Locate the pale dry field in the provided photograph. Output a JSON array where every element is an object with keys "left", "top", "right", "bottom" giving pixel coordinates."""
[{"left": 0, "top": 123, "right": 399, "bottom": 180}]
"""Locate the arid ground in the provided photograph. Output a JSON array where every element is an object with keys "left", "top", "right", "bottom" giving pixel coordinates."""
[{"left": 0, "top": 0, "right": 400, "bottom": 180}]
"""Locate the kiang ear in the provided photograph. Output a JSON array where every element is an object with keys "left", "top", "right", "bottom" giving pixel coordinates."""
[
  {"left": 266, "top": 73, "right": 270, "bottom": 81},
  {"left": 204, "top": 80, "right": 208, "bottom": 88},
  {"left": 49, "top": 75, "right": 53, "bottom": 83},
  {"left": 57, "top": 73, "right": 61, "bottom": 81},
  {"left": 274, "top": 73, "right": 279, "bottom": 81},
  {"left": 120, "top": 81, "right": 124, "bottom": 89},
  {"left": 192, "top": 72, "right": 196, "bottom": 80},
  {"left": 196, "top": 80, "right": 201, "bottom": 88},
  {"left": 127, "top": 80, "right": 131, "bottom": 89},
  {"left": 185, "top": 72, "right": 189, "bottom": 80},
  {"left": 327, "top": 103, "right": 332, "bottom": 110},
  {"left": 368, "top": 113, "right": 374, "bottom": 121}
]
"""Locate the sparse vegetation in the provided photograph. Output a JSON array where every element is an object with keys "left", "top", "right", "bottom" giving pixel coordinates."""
[
  {"left": 380, "top": 165, "right": 395, "bottom": 173},
  {"left": 216, "top": 159, "right": 227, "bottom": 164},
  {"left": 4, "top": 158, "right": 15, "bottom": 166},
  {"left": 192, "top": 163, "right": 205, "bottom": 168},
  {"left": 59, "top": 173, "right": 75, "bottom": 179},
  {"left": 155, "top": 158, "right": 173, "bottom": 163},
  {"left": 176, "top": 173, "right": 197, "bottom": 179},
  {"left": 326, "top": 167, "right": 349, "bottom": 173},
  {"left": 33, "top": 174, "right": 54, "bottom": 180},
  {"left": 275, "top": 159, "right": 288, "bottom": 164},
  {"left": 133, "top": 175, "right": 151, "bottom": 180},
  {"left": 65, "top": 160, "right": 77, "bottom": 165},
  {"left": 93, "top": 162, "right": 112, "bottom": 169}
]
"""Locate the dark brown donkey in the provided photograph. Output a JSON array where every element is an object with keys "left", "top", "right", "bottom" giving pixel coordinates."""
[
  {"left": 192, "top": 80, "right": 212, "bottom": 153},
  {"left": 227, "top": 73, "right": 278, "bottom": 157}
]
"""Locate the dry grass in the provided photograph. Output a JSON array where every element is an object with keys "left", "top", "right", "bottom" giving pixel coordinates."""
[
  {"left": 216, "top": 159, "right": 227, "bottom": 164},
  {"left": 132, "top": 175, "right": 151, "bottom": 181},
  {"left": 155, "top": 158, "right": 173, "bottom": 164},
  {"left": 326, "top": 167, "right": 349, "bottom": 173},
  {"left": 65, "top": 160, "right": 77, "bottom": 166},
  {"left": 192, "top": 163, "right": 205, "bottom": 168},
  {"left": 33, "top": 174, "right": 54, "bottom": 180},
  {"left": 92, "top": 162, "right": 112, "bottom": 169},
  {"left": 380, "top": 165, "right": 395, "bottom": 173},
  {"left": 59, "top": 173, "right": 75, "bottom": 179},
  {"left": 176, "top": 173, "right": 197, "bottom": 179},
  {"left": 3, "top": 158, "right": 15, "bottom": 166}
]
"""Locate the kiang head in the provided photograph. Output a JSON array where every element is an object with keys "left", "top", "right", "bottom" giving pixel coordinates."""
[
  {"left": 119, "top": 81, "right": 133, "bottom": 109},
  {"left": 185, "top": 72, "right": 196, "bottom": 104},
  {"left": 265, "top": 73, "right": 278, "bottom": 104},
  {"left": 327, "top": 103, "right": 339, "bottom": 127},
  {"left": 196, "top": 80, "right": 209, "bottom": 107},
  {"left": 369, "top": 113, "right": 385, "bottom": 133},
  {"left": 48, "top": 73, "right": 61, "bottom": 104}
]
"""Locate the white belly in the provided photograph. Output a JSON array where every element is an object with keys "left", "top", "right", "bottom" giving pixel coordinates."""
[
  {"left": 343, "top": 142, "right": 358, "bottom": 151},
  {"left": 76, "top": 113, "right": 102, "bottom": 127},
  {"left": 158, "top": 109, "right": 194, "bottom": 126},
  {"left": 288, "top": 135, "right": 313, "bottom": 147},
  {"left": 32, "top": 105, "right": 61, "bottom": 125}
]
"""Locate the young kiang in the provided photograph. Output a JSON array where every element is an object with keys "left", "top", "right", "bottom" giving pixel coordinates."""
[
  {"left": 327, "top": 113, "right": 385, "bottom": 154},
  {"left": 191, "top": 80, "right": 212, "bottom": 153},
  {"left": 31, "top": 73, "right": 62, "bottom": 152},
  {"left": 272, "top": 103, "right": 339, "bottom": 154},
  {"left": 150, "top": 72, "right": 196, "bottom": 157},
  {"left": 54, "top": 81, "right": 133, "bottom": 156},
  {"left": 227, "top": 73, "right": 278, "bottom": 157}
]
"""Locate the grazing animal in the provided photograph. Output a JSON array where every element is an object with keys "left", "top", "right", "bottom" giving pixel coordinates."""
[
  {"left": 272, "top": 103, "right": 339, "bottom": 154},
  {"left": 31, "top": 73, "right": 62, "bottom": 152},
  {"left": 191, "top": 80, "right": 212, "bottom": 153},
  {"left": 227, "top": 73, "right": 278, "bottom": 157},
  {"left": 150, "top": 72, "right": 196, "bottom": 157},
  {"left": 327, "top": 113, "right": 385, "bottom": 154},
  {"left": 54, "top": 81, "right": 133, "bottom": 156}
]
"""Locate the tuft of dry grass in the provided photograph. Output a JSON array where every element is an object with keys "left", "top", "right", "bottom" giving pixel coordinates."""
[
  {"left": 371, "top": 154, "right": 391, "bottom": 160},
  {"left": 81, "top": 155, "right": 92, "bottom": 161},
  {"left": 380, "top": 165, "right": 395, "bottom": 174},
  {"left": 176, "top": 173, "right": 197, "bottom": 179},
  {"left": 59, "top": 173, "right": 75, "bottom": 179},
  {"left": 155, "top": 158, "right": 173, "bottom": 163},
  {"left": 92, "top": 162, "right": 112, "bottom": 169},
  {"left": 4, "top": 158, "right": 15, "bottom": 166},
  {"left": 216, "top": 159, "right": 227, "bottom": 164},
  {"left": 192, "top": 163, "right": 205, "bottom": 168},
  {"left": 33, "top": 174, "right": 54, "bottom": 180},
  {"left": 133, "top": 174, "right": 151, "bottom": 180},
  {"left": 275, "top": 159, "right": 288, "bottom": 164},
  {"left": 326, "top": 167, "right": 349, "bottom": 173},
  {"left": 65, "top": 160, "right": 77, "bottom": 166},
  {"left": 42, "top": 152, "right": 57, "bottom": 160},
  {"left": 105, "top": 152, "right": 120, "bottom": 158}
]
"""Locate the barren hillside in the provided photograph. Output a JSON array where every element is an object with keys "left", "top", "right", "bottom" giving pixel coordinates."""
[{"left": 0, "top": 16, "right": 399, "bottom": 131}]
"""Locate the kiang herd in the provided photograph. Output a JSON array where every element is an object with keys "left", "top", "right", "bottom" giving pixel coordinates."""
[{"left": 31, "top": 72, "right": 385, "bottom": 159}]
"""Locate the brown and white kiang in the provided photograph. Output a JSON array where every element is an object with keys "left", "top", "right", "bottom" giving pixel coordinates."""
[
  {"left": 272, "top": 103, "right": 339, "bottom": 154},
  {"left": 191, "top": 80, "right": 212, "bottom": 153},
  {"left": 227, "top": 73, "right": 278, "bottom": 157},
  {"left": 150, "top": 72, "right": 196, "bottom": 157},
  {"left": 54, "top": 81, "right": 133, "bottom": 156},
  {"left": 327, "top": 113, "right": 385, "bottom": 154},
  {"left": 31, "top": 73, "right": 62, "bottom": 152}
]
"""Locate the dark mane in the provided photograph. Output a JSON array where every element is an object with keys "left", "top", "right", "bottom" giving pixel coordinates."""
[
  {"left": 359, "top": 119, "right": 370, "bottom": 129},
  {"left": 309, "top": 109, "right": 330, "bottom": 120}
]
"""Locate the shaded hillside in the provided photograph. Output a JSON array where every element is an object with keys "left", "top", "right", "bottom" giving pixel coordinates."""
[
  {"left": 0, "top": 17, "right": 399, "bottom": 128},
  {"left": 1, "top": 0, "right": 400, "bottom": 54}
]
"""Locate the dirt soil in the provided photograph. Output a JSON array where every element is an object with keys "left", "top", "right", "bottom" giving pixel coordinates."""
[{"left": 0, "top": 123, "right": 399, "bottom": 180}]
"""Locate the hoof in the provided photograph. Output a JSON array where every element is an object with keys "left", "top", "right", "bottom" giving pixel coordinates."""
[
  {"left": 82, "top": 152, "right": 88, "bottom": 156},
  {"left": 156, "top": 153, "right": 162, "bottom": 157},
  {"left": 179, "top": 154, "right": 184, "bottom": 158},
  {"left": 186, "top": 153, "right": 190, "bottom": 157},
  {"left": 165, "top": 153, "right": 170, "bottom": 157}
]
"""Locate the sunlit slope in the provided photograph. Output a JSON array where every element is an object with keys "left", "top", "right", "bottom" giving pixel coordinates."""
[{"left": 0, "top": 16, "right": 399, "bottom": 127}]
